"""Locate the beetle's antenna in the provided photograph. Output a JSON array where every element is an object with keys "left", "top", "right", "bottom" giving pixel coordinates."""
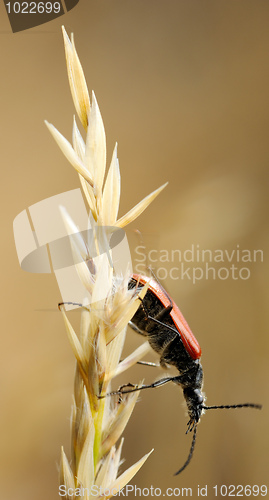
[
  {"left": 174, "top": 403, "right": 261, "bottom": 476},
  {"left": 202, "top": 403, "right": 262, "bottom": 411},
  {"left": 174, "top": 425, "right": 197, "bottom": 476}
]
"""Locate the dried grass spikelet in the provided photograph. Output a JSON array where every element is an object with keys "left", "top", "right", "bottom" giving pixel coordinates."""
[{"left": 47, "top": 27, "right": 167, "bottom": 498}]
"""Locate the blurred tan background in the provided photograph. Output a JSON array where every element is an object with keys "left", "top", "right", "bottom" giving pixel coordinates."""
[{"left": 1, "top": 1, "right": 268, "bottom": 498}]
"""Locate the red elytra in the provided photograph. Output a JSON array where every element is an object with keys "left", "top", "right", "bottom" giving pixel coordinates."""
[{"left": 132, "top": 273, "right": 202, "bottom": 360}]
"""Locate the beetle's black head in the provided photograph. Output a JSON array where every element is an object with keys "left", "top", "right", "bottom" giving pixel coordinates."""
[
  {"left": 176, "top": 387, "right": 261, "bottom": 476},
  {"left": 183, "top": 387, "right": 204, "bottom": 432}
]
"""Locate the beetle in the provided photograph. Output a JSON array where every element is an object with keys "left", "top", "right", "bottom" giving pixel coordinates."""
[
  {"left": 59, "top": 273, "right": 262, "bottom": 474},
  {"left": 111, "top": 273, "right": 262, "bottom": 475}
]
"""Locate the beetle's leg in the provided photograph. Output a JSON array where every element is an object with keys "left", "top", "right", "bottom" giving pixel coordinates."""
[
  {"left": 118, "top": 356, "right": 160, "bottom": 367},
  {"left": 99, "top": 375, "right": 183, "bottom": 399},
  {"left": 136, "top": 360, "right": 160, "bottom": 367}
]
